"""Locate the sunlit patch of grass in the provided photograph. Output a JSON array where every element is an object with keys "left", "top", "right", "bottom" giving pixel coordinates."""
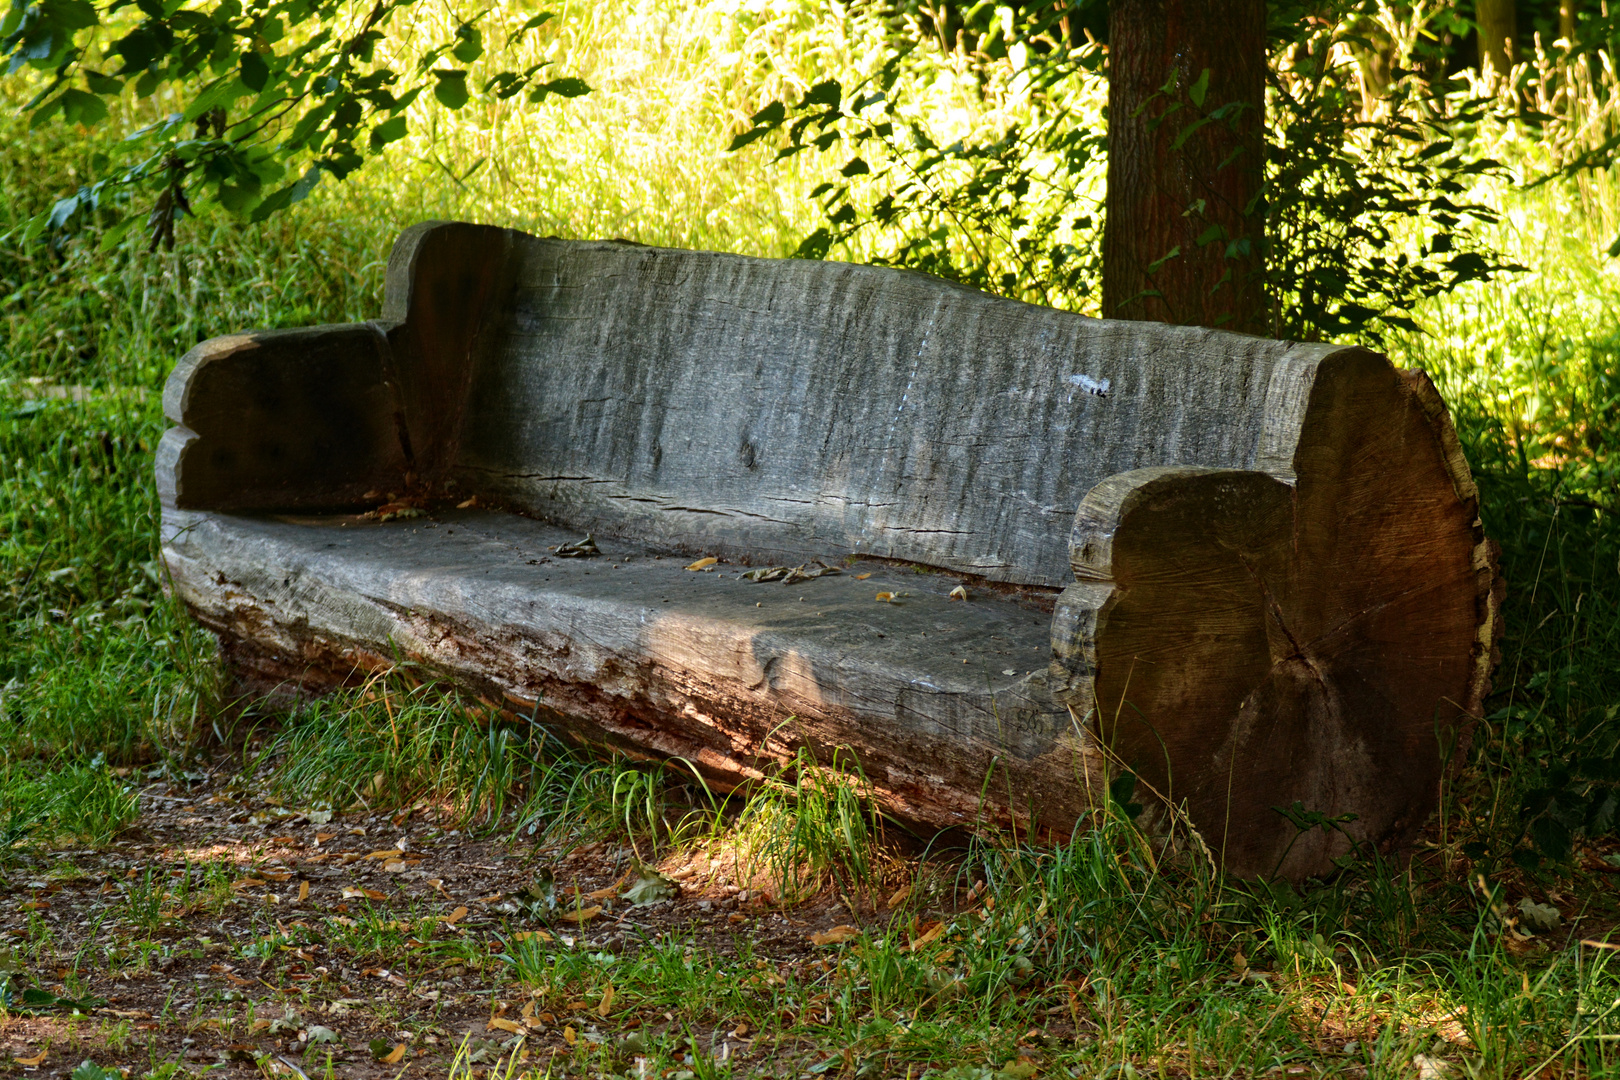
[{"left": 731, "top": 745, "right": 884, "bottom": 904}]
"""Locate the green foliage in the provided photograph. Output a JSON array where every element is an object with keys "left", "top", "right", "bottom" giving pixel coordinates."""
[
  {"left": 735, "top": 745, "right": 881, "bottom": 902},
  {"left": 734, "top": 3, "right": 1519, "bottom": 342},
  {"left": 730, "top": 9, "right": 1105, "bottom": 310},
  {"left": 0, "top": 0, "right": 585, "bottom": 248}
]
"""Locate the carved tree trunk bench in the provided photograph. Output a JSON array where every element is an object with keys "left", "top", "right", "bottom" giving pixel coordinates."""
[{"left": 158, "top": 221, "right": 1502, "bottom": 878}]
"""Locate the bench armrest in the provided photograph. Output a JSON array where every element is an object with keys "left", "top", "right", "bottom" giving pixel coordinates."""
[{"left": 157, "top": 323, "right": 412, "bottom": 511}]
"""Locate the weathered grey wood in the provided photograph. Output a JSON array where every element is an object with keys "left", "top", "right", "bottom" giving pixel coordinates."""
[
  {"left": 161, "top": 507, "right": 1094, "bottom": 834},
  {"left": 157, "top": 220, "right": 1502, "bottom": 879}
]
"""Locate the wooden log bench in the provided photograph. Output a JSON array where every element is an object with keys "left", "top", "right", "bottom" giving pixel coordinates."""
[{"left": 158, "top": 221, "right": 1502, "bottom": 879}]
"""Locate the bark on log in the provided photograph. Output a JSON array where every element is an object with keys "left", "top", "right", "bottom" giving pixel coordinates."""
[
  {"left": 1104, "top": 0, "right": 1265, "bottom": 331},
  {"left": 158, "top": 222, "right": 1501, "bottom": 879}
]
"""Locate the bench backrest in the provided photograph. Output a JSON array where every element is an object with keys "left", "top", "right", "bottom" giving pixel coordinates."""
[{"left": 384, "top": 223, "right": 1352, "bottom": 589}]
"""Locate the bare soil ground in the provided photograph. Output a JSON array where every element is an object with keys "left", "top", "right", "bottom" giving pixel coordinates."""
[{"left": 0, "top": 766, "right": 885, "bottom": 1078}]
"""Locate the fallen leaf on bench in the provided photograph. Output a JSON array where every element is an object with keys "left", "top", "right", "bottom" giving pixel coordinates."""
[
  {"left": 783, "top": 562, "right": 840, "bottom": 584},
  {"left": 554, "top": 535, "right": 601, "bottom": 557},
  {"left": 810, "top": 925, "right": 860, "bottom": 946},
  {"left": 949, "top": 585, "right": 968, "bottom": 601},
  {"left": 686, "top": 557, "right": 718, "bottom": 571}
]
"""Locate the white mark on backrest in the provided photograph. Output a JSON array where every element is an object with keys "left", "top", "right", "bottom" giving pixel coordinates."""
[{"left": 1068, "top": 373, "right": 1110, "bottom": 397}]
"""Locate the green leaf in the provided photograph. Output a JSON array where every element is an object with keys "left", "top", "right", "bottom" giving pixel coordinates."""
[
  {"left": 622, "top": 871, "right": 677, "bottom": 906},
  {"left": 112, "top": 26, "right": 161, "bottom": 72},
  {"left": 432, "top": 68, "right": 468, "bottom": 109},
  {"left": 369, "top": 114, "right": 407, "bottom": 150},
  {"left": 793, "top": 227, "right": 832, "bottom": 260},
  {"left": 239, "top": 49, "right": 268, "bottom": 91},
  {"left": 801, "top": 79, "right": 840, "bottom": 109},
  {"left": 726, "top": 126, "right": 772, "bottom": 152},
  {"left": 507, "top": 10, "right": 552, "bottom": 44},
  {"left": 749, "top": 100, "right": 785, "bottom": 126},
  {"left": 451, "top": 22, "right": 482, "bottom": 63},
  {"left": 58, "top": 87, "right": 106, "bottom": 125},
  {"left": 82, "top": 68, "right": 120, "bottom": 93},
  {"left": 536, "top": 76, "right": 588, "bottom": 98},
  {"left": 41, "top": 0, "right": 97, "bottom": 30},
  {"left": 1187, "top": 66, "right": 1210, "bottom": 107},
  {"left": 47, "top": 192, "right": 79, "bottom": 228},
  {"left": 250, "top": 165, "right": 321, "bottom": 222},
  {"left": 0, "top": 0, "right": 25, "bottom": 38},
  {"left": 839, "top": 156, "right": 869, "bottom": 176}
]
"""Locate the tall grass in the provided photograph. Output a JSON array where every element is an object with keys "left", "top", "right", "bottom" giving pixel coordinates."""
[{"left": 3, "top": 2, "right": 1620, "bottom": 1074}]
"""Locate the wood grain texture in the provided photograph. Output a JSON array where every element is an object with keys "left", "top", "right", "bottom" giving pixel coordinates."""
[
  {"left": 157, "top": 222, "right": 1502, "bottom": 879},
  {"left": 424, "top": 225, "right": 1350, "bottom": 587},
  {"left": 161, "top": 506, "right": 1099, "bottom": 835},
  {"left": 158, "top": 326, "right": 408, "bottom": 511},
  {"left": 1051, "top": 351, "right": 1501, "bottom": 877}
]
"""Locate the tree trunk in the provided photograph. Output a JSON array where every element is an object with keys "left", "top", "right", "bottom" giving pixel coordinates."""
[
  {"left": 1477, "top": 0, "right": 1517, "bottom": 79},
  {"left": 1103, "top": 0, "right": 1266, "bottom": 332}
]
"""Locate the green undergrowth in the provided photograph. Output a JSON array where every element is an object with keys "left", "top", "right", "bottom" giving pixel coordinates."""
[{"left": 3, "top": 8, "right": 1620, "bottom": 1076}]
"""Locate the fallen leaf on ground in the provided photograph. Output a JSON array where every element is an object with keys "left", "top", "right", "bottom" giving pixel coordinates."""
[
  {"left": 686, "top": 557, "right": 718, "bottom": 570},
  {"left": 598, "top": 983, "right": 616, "bottom": 1016},
  {"left": 444, "top": 905, "right": 469, "bottom": 925},
  {"left": 365, "top": 849, "right": 404, "bottom": 861},
  {"left": 297, "top": 881, "right": 309, "bottom": 902},
  {"left": 910, "top": 920, "right": 946, "bottom": 951},
  {"left": 306, "top": 1025, "right": 339, "bottom": 1044},
  {"left": 586, "top": 886, "right": 618, "bottom": 900},
  {"left": 875, "top": 592, "right": 895, "bottom": 603},
  {"left": 563, "top": 1025, "right": 577, "bottom": 1045},
  {"left": 512, "top": 930, "right": 553, "bottom": 943},
  {"left": 233, "top": 878, "right": 267, "bottom": 890},
  {"left": 887, "top": 884, "right": 912, "bottom": 908},
  {"left": 949, "top": 585, "right": 968, "bottom": 601},
  {"left": 558, "top": 905, "right": 602, "bottom": 924},
  {"left": 624, "top": 870, "right": 678, "bottom": 906},
  {"left": 376, "top": 1042, "right": 407, "bottom": 1064},
  {"left": 488, "top": 1017, "right": 522, "bottom": 1034},
  {"left": 810, "top": 925, "right": 861, "bottom": 946},
  {"left": 14, "top": 1050, "right": 45, "bottom": 1066},
  {"left": 855, "top": 572, "right": 873, "bottom": 580}
]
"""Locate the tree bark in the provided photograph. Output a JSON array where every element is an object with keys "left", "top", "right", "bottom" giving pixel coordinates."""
[
  {"left": 1103, "top": 0, "right": 1266, "bottom": 332},
  {"left": 1477, "top": 0, "right": 1517, "bottom": 79}
]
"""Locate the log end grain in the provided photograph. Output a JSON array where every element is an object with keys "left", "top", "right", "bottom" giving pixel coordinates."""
[{"left": 1052, "top": 348, "right": 1502, "bottom": 880}]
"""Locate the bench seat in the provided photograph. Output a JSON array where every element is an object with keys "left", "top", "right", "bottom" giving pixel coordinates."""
[{"left": 163, "top": 506, "right": 1081, "bottom": 831}]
